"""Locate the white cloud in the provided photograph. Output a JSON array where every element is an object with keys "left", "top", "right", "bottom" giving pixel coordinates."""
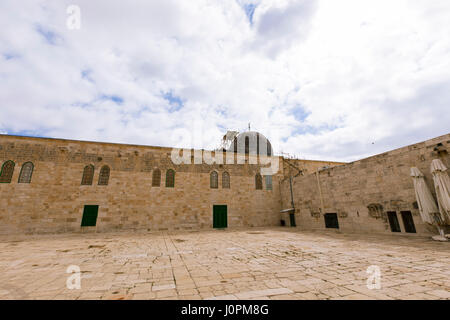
[
  {"left": 0, "top": 0, "right": 449, "bottom": 162},
  {"left": 251, "top": 0, "right": 318, "bottom": 58}
]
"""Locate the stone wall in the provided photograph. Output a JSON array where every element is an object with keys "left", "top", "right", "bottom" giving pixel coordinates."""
[
  {"left": 0, "top": 135, "right": 287, "bottom": 234},
  {"left": 4, "top": 132, "right": 445, "bottom": 237},
  {"left": 280, "top": 133, "right": 450, "bottom": 236},
  {"left": 282, "top": 158, "right": 346, "bottom": 177}
]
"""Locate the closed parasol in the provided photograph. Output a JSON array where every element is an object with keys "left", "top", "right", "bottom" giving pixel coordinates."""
[
  {"left": 410, "top": 167, "right": 438, "bottom": 225},
  {"left": 430, "top": 159, "right": 450, "bottom": 224}
]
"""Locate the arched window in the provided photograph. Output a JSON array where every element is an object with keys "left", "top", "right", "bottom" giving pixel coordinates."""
[
  {"left": 245, "top": 136, "right": 249, "bottom": 154},
  {"left": 0, "top": 160, "right": 15, "bottom": 183},
  {"left": 210, "top": 171, "right": 218, "bottom": 189},
  {"left": 18, "top": 162, "right": 34, "bottom": 183},
  {"left": 152, "top": 168, "right": 161, "bottom": 187},
  {"left": 265, "top": 175, "right": 272, "bottom": 190},
  {"left": 222, "top": 172, "right": 230, "bottom": 189},
  {"left": 166, "top": 169, "right": 175, "bottom": 188},
  {"left": 81, "top": 165, "right": 94, "bottom": 185},
  {"left": 267, "top": 142, "right": 272, "bottom": 156},
  {"left": 255, "top": 173, "right": 262, "bottom": 190},
  {"left": 98, "top": 165, "right": 110, "bottom": 185}
]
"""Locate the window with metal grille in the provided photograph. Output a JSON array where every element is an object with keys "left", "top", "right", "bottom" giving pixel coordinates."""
[
  {"left": 0, "top": 160, "right": 15, "bottom": 183},
  {"left": 210, "top": 171, "right": 218, "bottom": 189},
  {"left": 166, "top": 169, "right": 175, "bottom": 188},
  {"left": 255, "top": 173, "right": 262, "bottom": 190},
  {"left": 98, "top": 165, "right": 110, "bottom": 185},
  {"left": 81, "top": 165, "right": 94, "bottom": 185},
  {"left": 152, "top": 168, "right": 161, "bottom": 187},
  {"left": 265, "top": 175, "right": 272, "bottom": 190},
  {"left": 222, "top": 171, "right": 230, "bottom": 189},
  {"left": 18, "top": 162, "right": 33, "bottom": 183}
]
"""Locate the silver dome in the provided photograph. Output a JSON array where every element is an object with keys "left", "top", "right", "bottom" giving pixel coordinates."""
[{"left": 225, "top": 131, "right": 272, "bottom": 156}]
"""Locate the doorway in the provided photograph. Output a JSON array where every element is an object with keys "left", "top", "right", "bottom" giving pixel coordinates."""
[
  {"left": 81, "top": 205, "right": 99, "bottom": 227},
  {"left": 324, "top": 213, "right": 339, "bottom": 229},
  {"left": 213, "top": 205, "right": 227, "bottom": 228},
  {"left": 401, "top": 211, "right": 416, "bottom": 233},
  {"left": 387, "top": 211, "right": 401, "bottom": 232},
  {"left": 289, "top": 213, "right": 296, "bottom": 227}
]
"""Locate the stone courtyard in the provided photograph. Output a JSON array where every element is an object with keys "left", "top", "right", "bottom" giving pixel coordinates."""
[{"left": 0, "top": 228, "right": 449, "bottom": 300}]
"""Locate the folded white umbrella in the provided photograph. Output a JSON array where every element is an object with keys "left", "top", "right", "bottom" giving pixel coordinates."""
[
  {"left": 430, "top": 159, "right": 450, "bottom": 224},
  {"left": 410, "top": 167, "right": 438, "bottom": 225}
]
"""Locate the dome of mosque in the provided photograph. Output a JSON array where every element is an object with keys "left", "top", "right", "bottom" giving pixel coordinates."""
[{"left": 225, "top": 131, "right": 272, "bottom": 156}]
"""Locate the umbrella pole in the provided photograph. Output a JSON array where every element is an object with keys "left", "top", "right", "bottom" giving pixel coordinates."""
[
  {"left": 432, "top": 226, "right": 447, "bottom": 241},
  {"left": 437, "top": 226, "right": 444, "bottom": 237},
  {"left": 431, "top": 213, "right": 448, "bottom": 241}
]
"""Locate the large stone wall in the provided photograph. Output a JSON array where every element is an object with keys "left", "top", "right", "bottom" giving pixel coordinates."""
[
  {"left": 282, "top": 158, "right": 346, "bottom": 177},
  {"left": 0, "top": 135, "right": 286, "bottom": 234},
  {"left": 5, "top": 132, "right": 445, "bottom": 237},
  {"left": 280, "top": 133, "right": 450, "bottom": 236}
]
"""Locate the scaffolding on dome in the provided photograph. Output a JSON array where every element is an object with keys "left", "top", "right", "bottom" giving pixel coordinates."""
[{"left": 217, "top": 130, "right": 239, "bottom": 151}]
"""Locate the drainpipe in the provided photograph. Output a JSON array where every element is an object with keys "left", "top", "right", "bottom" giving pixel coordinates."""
[
  {"left": 288, "top": 175, "right": 297, "bottom": 227},
  {"left": 316, "top": 171, "right": 325, "bottom": 215},
  {"left": 289, "top": 175, "right": 295, "bottom": 210}
]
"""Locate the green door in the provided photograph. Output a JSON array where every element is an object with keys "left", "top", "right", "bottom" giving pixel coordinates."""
[
  {"left": 81, "top": 205, "right": 99, "bottom": 227},
  {"left": 401, "top": 211, "right": 416, "bottom": 233},
  {"left": 289, "top": 213, "right": 296, "bottom": 227},
  {"left": 213, "top": 205, "right": 227, "bottom": 228}
]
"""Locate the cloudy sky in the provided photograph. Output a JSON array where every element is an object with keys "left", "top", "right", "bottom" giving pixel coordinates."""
[{"left": 0, "top": 0, "right": 449, "bottom": 162}]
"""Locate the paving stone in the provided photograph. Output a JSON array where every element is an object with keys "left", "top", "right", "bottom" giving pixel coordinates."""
[
  {"left": 155, "top": 289, "right": 178, "bottom": 298},
  {"left": 426, "top": 290, "right": 450, "bottom": 299},
  {"left": 207, "top": 294, "right": 238, "bottom": 300},
  {"left": 0, "top": 228, "right": 448, "bottom": 300},
  {"left": 151, "top": 284, "right": 176, "bottom": 291},
  {"left": 236, "top": 288, "right": 293, "bottom": 299}
]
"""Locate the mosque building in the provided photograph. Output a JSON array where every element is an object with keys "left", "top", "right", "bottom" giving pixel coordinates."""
[{"left": 0, "top": 131, "right": 448, "bottom": 236}]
